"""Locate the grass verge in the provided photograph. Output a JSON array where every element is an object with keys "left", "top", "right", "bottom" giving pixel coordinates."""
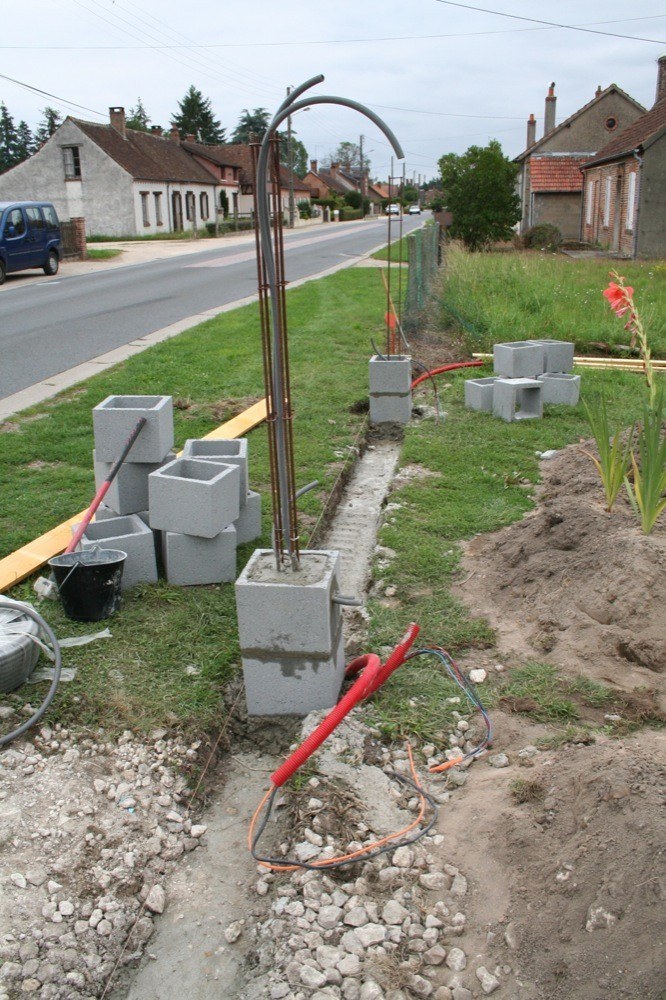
[{"left": 86, "top": 248, "right": 123, "bottom": 261}]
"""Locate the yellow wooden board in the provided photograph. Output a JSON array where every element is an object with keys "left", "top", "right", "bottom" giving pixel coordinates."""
[{"left": 0, "top": 398, "right": 268, "bottom": 593}]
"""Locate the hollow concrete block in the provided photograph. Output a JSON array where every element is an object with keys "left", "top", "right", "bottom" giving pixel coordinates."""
[
  {"left": 369, "top": 355, "right": 412, "bottom": 394},
  {"left": 148, "top": 458, "right": 240, "bottom": 538},
  {"left": 181, "top": 438, "right": 249, "bottom": 502},
  {"left": 369, "top": 394, "right": 412, "bottom": 425},
  {"left": 241, "top": 628, "right": 346, "bottom": 716},
  {"left": 537, "top": 373, "right": 581, "bottom": 405},
  {"left": 464, "top": 377, "right": 497, "bottom": 412},
  {"left": 93, "top": 450, "right": 175, "bottom": 516},
  {"left": 493, "top": 342, "right": 543, "bottom": 379},
  {"left": 235, "top": 490, "right": 262, "bottom": 545},
  {"left": 93, "top": 395, "right": 174, "bottom": 463},
  {"left": 74, "top": 514, "right": 158, "bottom": 590},
  {"left": 162, "top": 526, "right": 237, "bottom": 586},
  {"left": 235, "top": 549, "right": 342, "bottom": 658},
  {"left": 493, "top": 378, "right": 543, "bottom": 422},
  {"left": 528, "top": 339, "right": 575, "bottom": 373}
]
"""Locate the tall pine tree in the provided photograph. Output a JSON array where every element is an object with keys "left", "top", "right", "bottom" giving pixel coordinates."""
[
  {"left": 230, "top": 108, "right": 270, "bottom": 144},
  {"left": 171, "top": 86, "right": 225, "bottom": 144},
  {"left": 126, "top": 97, "right": 151, "bottom": 132},
  {"left": 0, "top": 103, "right": 19, "bottom": 172},
  {"left": 15, "top": 121, "right": 34, "bottom": 162},
  {"left": 34, "top": 107, "right": 63, "bottom": 148}
]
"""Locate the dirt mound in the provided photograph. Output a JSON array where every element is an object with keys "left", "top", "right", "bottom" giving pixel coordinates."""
[{"left": 458, "top": 444, "right": 666, "bottom": 701}]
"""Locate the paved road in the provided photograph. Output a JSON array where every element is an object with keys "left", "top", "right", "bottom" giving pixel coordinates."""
[{"left": 0, "top": 216, "right": 423, "bottom": 400}]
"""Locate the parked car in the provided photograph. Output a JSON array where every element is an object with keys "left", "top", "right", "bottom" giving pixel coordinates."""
[
  {"left": 408, "top": 204, "right": 421, "bottom": 215},
  {"left": 0, "top": 201, "right": 61, "bottom": 284},
  {"left": 385, "top": 204, "right": 400, "bottom": 216}
]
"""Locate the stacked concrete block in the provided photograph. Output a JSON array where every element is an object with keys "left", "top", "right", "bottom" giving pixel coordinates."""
[
  {"left": 235, "top": 549, "right": 345, "bottom": 716},
  {"left": 73, "top": 514, "right": 158, "bottom": 590},
  {"left": 93, "top": 450, "right": 175, "bottom": 516},
  {"left": 148, "top": 458, "right": 240, "bottom": 538},
  {"left": 92, "top": 395, "right": 174, "bottom": 463},
  {"left": 162, "top": 526, "right": 237, "bottom": 586},
  {"left": 182, "top": 439, "right": 248, "bottom": 501},
  {"left": 464, "top": 377, "right": 498, "bottom": 413},
  {"left": 493, "top": 378, "right": 543, "bottom": 422},
  {"left": 493, "top": 342, "right": 544, "bottom": 379},
  {"left": 528, "top": 339, "right": 575, "bottom": 374},
  {"left": 538, "top": 373, "right": 581, "bottom": 406},
  {"left": 369, "top": 355, "right": 412, "bottom": 426},
  {"left": 235, "top": 490, "right": 262, "bottom": 545}
]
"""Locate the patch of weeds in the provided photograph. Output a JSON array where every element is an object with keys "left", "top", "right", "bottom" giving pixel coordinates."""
[
  {"left": 536, "top": 726, "right": 595, "bottom": 750},
  {"left": 567, "top": 675, "right": 616, "bottom": 708},
  {"left": 499, "top": 663, "right": 579, "bottom": 723},
  {"left": 510, "top": 777, "right": 545, "bottom": 804}
]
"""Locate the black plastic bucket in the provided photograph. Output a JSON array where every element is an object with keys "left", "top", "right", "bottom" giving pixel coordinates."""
[{"left": 48, "top": 549, "right": 127, "bottom": 622}]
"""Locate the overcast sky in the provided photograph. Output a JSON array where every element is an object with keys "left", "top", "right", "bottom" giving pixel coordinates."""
[{"left": 2, "top": 1, "right": 664, "bottom": 181}]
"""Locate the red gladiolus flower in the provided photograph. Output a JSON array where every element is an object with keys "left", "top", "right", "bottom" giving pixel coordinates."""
[{"left": 603, "top": 281, "right": 633, "bottom": 317}]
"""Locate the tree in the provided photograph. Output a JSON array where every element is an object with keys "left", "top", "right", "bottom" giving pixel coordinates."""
[
  {"left": 323, "top": 141, "right": 369, "bottom": 178},
  {"left": 402, "top": 185, "right": 419, "bottom": 205},
  {"left": 126, "top": 97, "right": 151, "bottom": 132},
  {"left": 0, "top": 103, "right": 20, "bottom": 172},
  {"left": 438, "top": 140, "right": 520, "bottom": 250},
  {"left": 171, "top": 86, "right": 225, "bottom": 144},
  {"left": 282, "top": 136, "right": 308, "bottom": 178},
  {"left": 34, "top": 107, "right": 63, "bottom": 148},
  {"left": 15, "top": 121, "right": 34, "bottom": 162},
  {"left": 231, "top": 108, "right": 270, "bottom": 144}
]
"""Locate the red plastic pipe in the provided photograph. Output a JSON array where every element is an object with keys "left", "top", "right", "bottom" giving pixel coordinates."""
[{"left": 411, "top": 360, "right": 484, "bottom": 390}]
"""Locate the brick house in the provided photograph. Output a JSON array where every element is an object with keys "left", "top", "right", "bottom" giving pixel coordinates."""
[
  {"left": 180, "top": 138, "right": 242, "bottom": 216},
  {"left": 580, "top": 57, "right": 666, "bottom": 258},
  {"left": 0, "top": 108, "right": 220, "bottom": 236},
  {"left": 209, "top": 144, "right": 311, "bottom": 216},
  {"left": 515, "top": 82, "right": 645, "bottom": 239}
]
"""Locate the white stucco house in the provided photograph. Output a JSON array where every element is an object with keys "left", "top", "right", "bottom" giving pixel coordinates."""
[{"left": 0, "top": 108, "right": 225, "bottom": 236}]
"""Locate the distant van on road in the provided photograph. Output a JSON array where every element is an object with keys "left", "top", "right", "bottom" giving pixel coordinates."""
[{"left": 0, "top": 201, "right": 61, "bottom": 284}]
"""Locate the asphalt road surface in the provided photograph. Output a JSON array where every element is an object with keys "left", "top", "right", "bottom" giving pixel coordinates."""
[{"left": 0, "top": 216, "right": 424, "bottom": 400}]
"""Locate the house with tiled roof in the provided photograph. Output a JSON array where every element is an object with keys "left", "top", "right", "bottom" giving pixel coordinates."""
[
  {"left": 580, "top": 57, "right": 666, "bottom": 258},
  {"left": 216, "top": 144, "right": 311, "bottom": 216},
  {"left": 514, "top": 81, "right": 644, "bottom": 239},
  {"left": 302, "top": 160, "right": 384, "bottom": 214},
  {"left": 0, "top": 108, "right": 220, "bottom": 236}
]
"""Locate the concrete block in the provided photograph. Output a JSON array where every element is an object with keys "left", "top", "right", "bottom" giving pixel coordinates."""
[
  {"left": 493, "top": 342, "right": 543, "bottom": 379},
  {"left": 464, "top": 377, "right": 497, "bottom": 412},
  {"left": 182, "top": 438, "right": 249, "bottom": 502},
  {"left": 538, "top": 373, "right": 581, "bottom": 405},
  {"left": 369, "top": 394, "right": 412, "bottom": 425},
  {"left": 369, "top": 355, "right": 412, "bottom": 394},
  {"left": 93, "top": 395, "right": 174, "bottom": 463},
  {"left": 162, "top": 526, "right": 237, "bottom": 586},
  {"left": 242, "top": 628, "right": 346, "bottom": 716},
  {"left": 493, "top": 378, "right": 543, "bottom": 422},
  {"left": 235, "top": 490, "right": 262, "bottom": 545},
  {"left": 148, "top": 458, "right": 240, "bottom": 539},
  {"left": 93, "top": 449, "right": 175, "bottom": 516},
  {"left": 235, "top": 549, "right": 342, "bottom": 657},
  {"left": 73, "top": 514, "right": 158, "bottom": 590},
  {"left": 94, "top": 503, "right": 117, "bottom": 521},
  {"left": 528, "top": 339, "right": 575, "bottom": 373}
]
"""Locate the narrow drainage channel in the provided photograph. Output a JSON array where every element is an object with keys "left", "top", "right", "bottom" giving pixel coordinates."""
[{"left": 121, "top": 437, "right": 402, "bottom": 999}]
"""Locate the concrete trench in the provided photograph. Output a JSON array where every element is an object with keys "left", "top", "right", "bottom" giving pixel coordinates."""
[{"left": 121, "top": 437, "right": 402, "bottom": 999}]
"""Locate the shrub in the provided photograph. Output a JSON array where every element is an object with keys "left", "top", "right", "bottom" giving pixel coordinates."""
[
  {"left": 523, "top": 223, "right": 562, "bottom": 252},
  {"left": 298, "top": 199, "right": 312, "bottom": 219}
]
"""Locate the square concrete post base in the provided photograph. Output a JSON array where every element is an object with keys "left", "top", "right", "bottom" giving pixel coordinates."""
[{"left": 369, "top": 354, "right": 412, "bottom": 426}]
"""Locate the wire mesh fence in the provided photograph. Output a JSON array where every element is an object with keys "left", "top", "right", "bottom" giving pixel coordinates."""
[{"left": 403, "top": 222, "right": 441, "bottom": 334}]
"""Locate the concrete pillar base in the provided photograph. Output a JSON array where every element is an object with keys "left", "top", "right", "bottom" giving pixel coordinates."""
[{"left": 369, "top": 355, "right": 412, "bottom": 426}]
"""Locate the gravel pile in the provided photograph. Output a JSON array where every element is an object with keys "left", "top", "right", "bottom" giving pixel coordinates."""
[{"left": 0, "top": 725, "right": 207, "bottom": 999}]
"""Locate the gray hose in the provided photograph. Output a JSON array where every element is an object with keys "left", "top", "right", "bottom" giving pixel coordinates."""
[{"left": 0, "top": 598, "right": 62, "bottom": 748}]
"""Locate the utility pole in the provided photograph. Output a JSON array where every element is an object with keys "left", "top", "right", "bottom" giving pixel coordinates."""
[
  {"left": 287, "top": 86, "right": 296, "bottom": 229},
  {"left": 359, "top": 134, "right": 366, "bottom": 215}
]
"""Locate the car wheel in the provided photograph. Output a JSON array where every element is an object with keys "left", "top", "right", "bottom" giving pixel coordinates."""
[{"left": 43, "top": 250, "right": 59, "bottom": 276}]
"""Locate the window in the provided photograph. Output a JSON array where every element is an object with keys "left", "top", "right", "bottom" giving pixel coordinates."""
[
  {"left": 626, "top": 172, "right": 636, "bottom": 232},
  {"left": 5, "top": 208, "right": 25, "bottom": 237},
  {"left": 605, "top": 116, "right": 618, "bottom": 131},
  {"left": 42, "top": 205, "right": 59, "bottom": 229},
  {"left": 153, "top": 192, "right": 163, "bottom": 226},
  {"left": 185, "top": 191, "right": 195, "bottom": 222},
  {"left": 200, "top": 192, "right": 209, "bottom": 220},
  {"left": 140, "top": 191, "right": 150, "bottom": 227},
  {"left": 585, "top": 180, "right": 594, "bottom": 225},
  {"left": 62, "top": 146, "right": 81, "bottom": 179},
  {"left": 25, "top": 207, "right": 45, "bottom": 231},
  {"left": 603, "top": 175, "right": 612, "bottom": 227}
]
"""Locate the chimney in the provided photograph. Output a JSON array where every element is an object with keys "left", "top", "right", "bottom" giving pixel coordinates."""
[
  {"left": 170, "top": 125, "right": 180, "bottom": 143},
  {"left": 330, "top": 161, "right": 340, "bottom": 177},
  {"left": 109, "top": 107, "right": 126, "bottom": 139},
  {"left": 185, "top": 133, "right": 196, "bottom": 143},
  {"left": 655, "top": 55, "right": 666, "bottom": 106},
  {"left": 150, "top": 125, "right": 163, "bottom": 137},
  {"left": 544, "top": 82, "right": 557, "bottom": 136},
  {"left": 310, "top": 159, "right": 318, "bottom": 173},
  {"left": 595, "top": 85, "right": 602, "bottom": 98},
  {"left": 526, "top": 113, "right": 536, "bottom": 147}
]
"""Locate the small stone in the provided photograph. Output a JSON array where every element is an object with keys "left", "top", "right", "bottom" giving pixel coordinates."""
[
  {"left": 392, "top": 846, "right": 414, "bottom": 868},
  {"left": 224, "top": 920, "right": 244, "bottom": 943},
  {"left": 301, "top": 966, "right": 327, "bottom": 989},
  {"left": 355, "top": 923, "right": 386, "bottom": 948},
  {"left": 419, "top": 872, "right": 448, "bottom": 891},
  {"left": 144, "top": 885, "right": 166, "bottom": 915},
  {"left": 469, "top": 669, "right": 486, "bottom": 684},
  {"left": 359, "top": 982, "right": 383, "bottom": 1000},
  {"left": 344, "top": 906, "right": 369, "bottom": 927},
  {"left": 586, "top": 906, "right": 617, "bottom": 931},
  {"left": 504, "top": 922, "right": 518, "bottom": 949},
  {"left": 20, "top": 979, "right": 41, "bottom": 993},
  {"left": 96, "top": 919, "right": 113, "bottom": 936},
  {"left": 382, "top": 900, "right": 408, "bottom": 925},
  {"left": 476, "top": 966, "right": 501, "bottom": 994},
  {"left": 518, "top": 746, "right": 539, "bottom": 758},
  {"left": 190, "top": 824, "right": 207, "bottom": 838},
  {"left": 424, "top": 945, "right": 447, "bottom": 966},
  {"left": 9, "top": 874, "right": 27, "bottom": 889},
  {"left": 489, "top": 753, "right": 509, "bottom": 768},
  {"left": 452, "top": 988, "right": 472, "bottom": 1000},
  {"left": 318, "top": 906, "right": 343, "bottom": 930},
  {"left": 446, "top": 947, "right": 467, "bottom": 972},
  {"left": 450, "top": 875, "right": 467, "bottom": 897},
  {"left": 337, "top": 953, "right": 362, "bottom": 977}
]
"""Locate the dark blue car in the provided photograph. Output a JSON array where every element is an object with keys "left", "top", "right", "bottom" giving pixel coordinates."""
[{"left": 0, "top": 201, "right": 61, "bottom": 284}]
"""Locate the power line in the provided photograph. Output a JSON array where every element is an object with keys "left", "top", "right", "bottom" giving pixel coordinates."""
[
  {"left": 372, "top": 104, "right": 524, "bottom": 121},
  {"left": 432, "top": 1, "right": 666, "bottom": 44},
  {"left": 0, "top": 72, "right": 106, "bottom": 117}
]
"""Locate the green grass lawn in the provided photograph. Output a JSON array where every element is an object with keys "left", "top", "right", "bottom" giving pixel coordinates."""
[
  {"left": 1, "top": 268, "right": 385, "bottom": 736},
  {"left": 439, "top": 245, "right": 666, "bottom": 356},
  {"left": 86, "top": 248, "right": 123, "bottom": 261}
]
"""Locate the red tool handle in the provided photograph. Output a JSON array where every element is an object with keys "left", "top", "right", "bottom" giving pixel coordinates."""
[{"left": 66, "top": 416, "right": 147, "bottom": 554}]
